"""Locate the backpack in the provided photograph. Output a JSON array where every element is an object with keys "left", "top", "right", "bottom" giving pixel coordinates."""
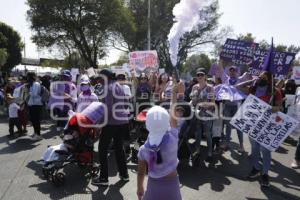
[{"left": 40, "top": 85, "right": 50, "bottom": 103}]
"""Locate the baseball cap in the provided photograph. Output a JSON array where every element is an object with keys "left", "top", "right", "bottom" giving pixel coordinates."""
[{"left": 196, "top": 68, "right": 206, "bottom": 75}]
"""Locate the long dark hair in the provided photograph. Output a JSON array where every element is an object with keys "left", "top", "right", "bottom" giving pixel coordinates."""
[
  {"left": 158, "top": 73, "right": 169, "bottom": 85},
  {"left": 251, "top": 71, "right": 273, "bottom": 96}
]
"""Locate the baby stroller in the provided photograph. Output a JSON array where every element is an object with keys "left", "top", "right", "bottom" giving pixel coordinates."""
[
  {"left": 177, "top": 106, "right": 202, "bottom": 167},
  {"left": 40, "top": 113, "right": 99, "bottom": 186},
  {"left": 131, "top": 109, "right": 149, "bottom": 163}
]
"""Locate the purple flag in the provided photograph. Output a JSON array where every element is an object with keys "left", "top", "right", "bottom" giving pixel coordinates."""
[{"left": 262, "top": 39, "right": 274, "bottom": 72}]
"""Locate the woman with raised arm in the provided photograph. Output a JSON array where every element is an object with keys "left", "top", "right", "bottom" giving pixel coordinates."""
[{"left": 137, "top": 82, "right": 182, "bottom": 200}]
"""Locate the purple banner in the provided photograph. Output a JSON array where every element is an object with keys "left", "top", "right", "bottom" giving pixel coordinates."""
[
  {"left": 220, "top": 39, "right": 258, "bottom": 65},
  {"left": 220, "top": 38, "right": 296, "bottom": 76},
  {"left": 249, "top": 50, "right": 295, "bottom": 76}
]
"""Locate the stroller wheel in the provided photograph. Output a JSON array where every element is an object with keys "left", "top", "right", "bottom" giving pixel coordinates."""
[
  {"left": 90, "top": 166, "right": 99, "bottom": 177},
  {"left": 191, "top": 154, "right": 201, "bottom": 168},
  {"left": 42, "top": 168, "right": 49, "bottom": 179},
  {"left": 52, "top": 172, "right": 65, "bottom": 187},
  {"left": 131, "top": 147, "right": 138, "bottom": 164}
]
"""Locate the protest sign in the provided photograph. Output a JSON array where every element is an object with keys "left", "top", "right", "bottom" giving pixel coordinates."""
[
  {"left": 220, "top": 39, "right": 258, "bottom": 65},
  {"left": 208, "top": 63, "right": 224, "bottom": 78},
  {"left": 285, "top": 95, "right": 296, "bottom": 108},
  {"left": 71, "top": 68, "right": 80, "bottom": 82},
  {"left": 291, "top": 66, "right": 300, "bottom": 85},
  {"left": 159, "top": 68, "right": 165, "bottom": 75},
  {"left": 220, "top": 39, "right": 296, "bottom": 76},
  {"left": 129, "top": 51, "right": 159, "bottom": 74},
  {"left": 249, "top": 50, "right": 295, "bottom": 76},
  {"left": 87, "top": 67, "right": 96, "bottom": 77},
  {"left": 287, "top": 104, "right": 300, "bottom": 136},
  {"left": 230, "top": 94, "right": 299, "bottom": 151}
]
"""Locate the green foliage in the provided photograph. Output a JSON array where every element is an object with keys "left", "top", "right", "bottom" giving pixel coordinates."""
[
  {"left": 27, "top": 0, "right": 135, "bottom": 68},
  {"left": 237, "top": 33, "right": 300, "bottom": 54},
  {"left": 0, "top": 48, "right": 8, "bottom": 66},
  {"left": 119, "top": 0, "right": 224, "bottom": 73},
  {"left": 183, "top": 54, "right": 212, "bottom": 76},
  {"left": 0, "top": 22, "right": 23, "bottom": 72}
]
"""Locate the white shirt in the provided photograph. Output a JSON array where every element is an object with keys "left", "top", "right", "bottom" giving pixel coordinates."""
[
  {"left": 27, "top": 82, "right": 43, "bottom": 106},
  {"left": 122, "top": 85, "right": 132, "bottom": 97},
  {"left": 295, "top": 87, "right": 300, "bottom": 105},
  {"left": 9, "top": 103, "right": 19, "bottom": 118}
]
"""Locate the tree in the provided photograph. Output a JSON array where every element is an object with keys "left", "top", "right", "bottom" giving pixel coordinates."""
[
  {"left": 0, "top": 22, "right": 23, "bottom": 72},
  {"left": 114, "top": 0, "right": 226, "bottom": 73},
  {"left": 27, "top": 0, "right": 135, "bottom": 68},
  {"left": 110, "top": 52, "right": 128, "bottom": 66},
  {"left": 0, "top": 48, "right": 8, "bottom": 66},
  {"left": 182, "top": 53, "right": 211, "bottom": 76},
  {"left": 237, "top": 33, "right": 300, "bottom": 54}
]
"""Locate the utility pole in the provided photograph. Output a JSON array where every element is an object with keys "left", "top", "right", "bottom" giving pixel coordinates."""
[
  {"left": 147, "top": 0, "right": 151, "bottom": 50},
  {"left": 24, "top": 37, "right": 27, "bottom": 74}
]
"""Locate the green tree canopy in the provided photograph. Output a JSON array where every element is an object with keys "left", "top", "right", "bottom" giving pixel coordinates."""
[
  {"left": 183, "top": 53, "right": 212, "bottom": 76},
  {"left": 115, "top": 0, "right": 227, "bottom": 73},
  {"left": 0, "top": 22, "right": 23, "bottom": 72},
  {"left": 27, "top": 0, "right": 135, "bottom": 68},
  {"left": 0, "top": 48, "right": 8, "bottom": 66},
  {"left": 237, "top": 33, "right": 300, "bottom": 54}
]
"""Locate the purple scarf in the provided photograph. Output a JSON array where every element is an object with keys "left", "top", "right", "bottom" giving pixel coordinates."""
[{"left": 144, "top": 133, "right": 169, "bottom": 171}]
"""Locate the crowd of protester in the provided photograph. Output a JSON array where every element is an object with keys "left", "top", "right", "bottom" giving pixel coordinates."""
[{"left": 0, "top": 63, "right": 299, "bottom": 199}]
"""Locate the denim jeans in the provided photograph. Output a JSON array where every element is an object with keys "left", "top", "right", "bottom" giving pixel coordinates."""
[
  {"left": 250, "top": 138, "right": 271, "bottom": 175},
  {"left": 295, "top": 138, "right": 300, "bottom": 161},
  {"left": 223, "top": 103, "right": 243, "bottom": 145},
  {"left": 195, "top": 120, "right": 213, "bottom": 156}
]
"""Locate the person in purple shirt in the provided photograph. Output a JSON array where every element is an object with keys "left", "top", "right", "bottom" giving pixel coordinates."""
[
  {"left": 92, "top": 69, "right": 129, "bottom": 186},
  {"left": 137, "top": 83, "right": 182, "bottom": 200}
]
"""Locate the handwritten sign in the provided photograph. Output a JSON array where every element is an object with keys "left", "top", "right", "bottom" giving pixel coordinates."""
[
  {"left": 249, "top": 50, "right": 295, "bottom": 76},
  {"left": 220, "top": 39, "right": 296, "bottom": 76},
  {"left": 291, "top": 66, "right": 300, "bottom": 85},
  {"left": 220, "top": 39, "right": 258, "bottom": 65},
  {"left": 129, "top": 51, "right": 159, "bottom": 73},
  {"left": 230, "top": 94, "right": 299, "bottom": 151}
]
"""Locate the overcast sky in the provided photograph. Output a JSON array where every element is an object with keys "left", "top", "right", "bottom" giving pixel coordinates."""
[{"left": 0, "top": 0, "right": 299, "bottom": 64}]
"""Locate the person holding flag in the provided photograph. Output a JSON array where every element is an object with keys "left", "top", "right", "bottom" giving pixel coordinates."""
[{"left": 236, "top": 40, "right": 283, "bottom": 187}]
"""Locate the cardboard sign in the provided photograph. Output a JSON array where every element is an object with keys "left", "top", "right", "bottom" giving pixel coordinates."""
[
  {"left": 249, "top": 50, "right": 295, "bottom": 76},
  {"left": 129, "top": 51, "right": 159, "bottom": 73},
  {"left": 220, "top": 39, "right": 258, "bottom": 65},
  {"left": 230, "top": 94, "right": 299, "bottom": 151},
  {"left": 291, "top": 66, "right": 300, "bottom": 85},
  {"left": 208, "top": 63, "right": 224, "bottom": 78},
  {"left": 71, "top": 68, "right": 80, "bottom": 82},
  {"left": 220, "top": 38, "right": 296, "bottom": 76}
]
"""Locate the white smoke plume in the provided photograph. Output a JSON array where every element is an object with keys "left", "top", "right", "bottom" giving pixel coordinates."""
[{"left": 168, "top": 0, "right": 207, "bottom": 67}]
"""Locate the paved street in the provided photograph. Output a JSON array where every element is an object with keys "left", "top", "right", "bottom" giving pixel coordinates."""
[{"left": 0, "top": 117, "right": 299, "bottom": 200}]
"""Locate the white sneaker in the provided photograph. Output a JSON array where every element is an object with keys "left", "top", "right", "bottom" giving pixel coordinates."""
[{"left": 31, "top": 134, "right": 42, "bottom": 141}]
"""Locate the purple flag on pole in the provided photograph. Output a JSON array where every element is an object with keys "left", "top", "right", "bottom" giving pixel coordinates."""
[{"left": 262, "top": 38, "right": 274, "bottom": 72}]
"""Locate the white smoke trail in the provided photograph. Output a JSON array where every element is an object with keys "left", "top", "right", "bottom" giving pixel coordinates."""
[{"left": 168, "top": 0, "right": 207, "bottom": 67}]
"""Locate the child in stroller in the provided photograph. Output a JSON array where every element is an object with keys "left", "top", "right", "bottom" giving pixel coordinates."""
[
  {"left": 131, "top": 109, "right": 149, "bottom": 163},
  {"left": 40, "top": 102, "right": 105, "bottom": 186}
]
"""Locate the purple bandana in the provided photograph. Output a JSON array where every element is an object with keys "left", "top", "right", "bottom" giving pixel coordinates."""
[{"left": 144, "top": 133, "right": 169, "bottom": 171}]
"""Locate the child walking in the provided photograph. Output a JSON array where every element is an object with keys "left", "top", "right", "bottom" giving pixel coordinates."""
[
  {"left": 7, "top": 94, "right": 22, "bottom": 138},
  {"left": 137, "top": 83, "right": 182, "bottom": 200}
]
